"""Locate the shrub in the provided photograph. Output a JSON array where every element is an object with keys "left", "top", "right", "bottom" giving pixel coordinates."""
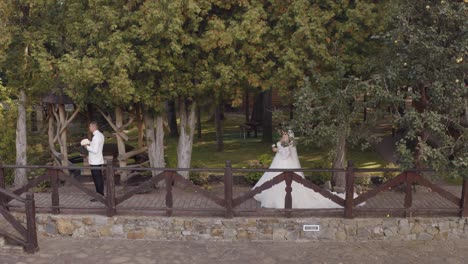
[
  {"left": 306, "top": 159, "right": 332, "bottom": 185},
  {"left": 244, "top": 154, "right": 272, "bottom": 184},
  {"left": 355, "top": 174, "right": 371, "bottom": 186},
  {"left": 382, "top": 163, "right": 400, "bottom": 182},
  {"left": 164, "top": 155, "right": 176, "bottom": 168},
  {"left": 189, "top": 161, "right": 209, "bottom": 185}
]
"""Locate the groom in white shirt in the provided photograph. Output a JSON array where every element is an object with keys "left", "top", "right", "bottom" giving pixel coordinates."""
[{"left": 85, "top": 121, "right": 105, "bottom": 201}]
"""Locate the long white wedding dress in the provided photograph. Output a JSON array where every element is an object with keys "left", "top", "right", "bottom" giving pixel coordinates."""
[{"left": 253, "top": 141, "right": 362, "bottom": 209}]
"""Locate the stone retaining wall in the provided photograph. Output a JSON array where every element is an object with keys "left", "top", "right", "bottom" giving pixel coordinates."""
[{"left": 9, "top": 213, "right": 468, "bottom": 241}]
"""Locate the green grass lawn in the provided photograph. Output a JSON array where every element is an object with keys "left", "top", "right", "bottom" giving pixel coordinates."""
[
  {"left": 63, "top": 111, "right": 387, "bottom": 171},
  {"left": 58, "top": 110, "right": 386, "bottom": 172},
  {"left": 159, "top": 112, "right": 387, "bottom": 170}
]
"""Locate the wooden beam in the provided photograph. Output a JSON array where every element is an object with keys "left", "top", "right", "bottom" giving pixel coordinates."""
[
  {"left": 461, "top": 177, "right": 468, "bottom": 217},
  {"left": 413, "top": 173, "right": 461, "bottom": 206},
  {"left": 404, "top": 172, "right": 413, "bottom": 217},
  {"left": 0, "top": 205, "right": 27, "bottom": 239},
  {"left": 344, "top": 160, "right": 355, "bottom": 218},
  {"left": 353, "top": 172, "right": 406, "bottom": 206},
  {"left": 115, "top": 171, "right": 166, "bottom": 205},
  {"left": 224, "top": 161, "right": 234, "bottom": 218},
  {"left": 117, "top": 146, "right": 148, "bottom": 161},
  {"left": 58, "top": 106, "right": 81, "bottom": 136},
  {"left": 233, "top": 173, "right": 286, "bottom": 207}
]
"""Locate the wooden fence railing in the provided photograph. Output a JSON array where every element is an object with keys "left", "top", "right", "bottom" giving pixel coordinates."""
[
  {"left": 0, "top": 160, "right": 467, "bottom": 221},
  {"left": 0, "top": 167, "right": 38, "bottom": 253}
]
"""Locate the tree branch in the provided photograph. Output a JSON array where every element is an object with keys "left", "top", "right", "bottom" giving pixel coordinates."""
[
  {"left": 97, "top": 107, "right": 129, "bottom": 141},
  {"left": 51, "top": 106, "right": 61, "bottom": 144},
  {"left": 122, "top": 116, "right": 134, "bottom": 130},
  {"left": 59, "top": 105, "right": 81, "bottom": 135}
]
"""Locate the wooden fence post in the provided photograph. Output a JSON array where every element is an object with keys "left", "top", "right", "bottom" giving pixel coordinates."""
[
  {"left": 50, "top": 167, "right": 60, "bottom": 214},
  {"left": 284, "top": 172, "right": 293, "bottom": 218},
  {"left": 0, "top": 163, "right": 5, "bottom": 206},
  {"left": 105, "top": 160, "right": 116, "bottom": 217},
  {"left": 461, "top": 177, "right": 468, "bottom": 218},
  {"left": 404, "top": 172, "right": 413, "bottom": 217},
  {"left": 344, "top": 160, "right": 355, "bottom": 219},
  {"left": 224, "top": 161, "right": 234, "bottom": 218},
  {"left": 165, "top": 171, "right": 173, "bottom": 217},
  {"left": 24, "top": 193, "right": 38, "bottom": 254}
]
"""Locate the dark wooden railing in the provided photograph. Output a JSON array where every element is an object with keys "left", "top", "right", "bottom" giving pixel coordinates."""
[
  {"left": 352, "top": 168, "right": 468, "bottom": 218},
  {"left": 0, "top": 160, "right": 466, "bottom": 223},
  {"left": 0, "top": 166, "right": 38, "bottom": 253}
]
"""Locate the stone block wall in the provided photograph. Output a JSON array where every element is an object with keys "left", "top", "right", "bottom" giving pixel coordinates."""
[{"left": 9, "top": 213, "right": 468, "bottom": 241}]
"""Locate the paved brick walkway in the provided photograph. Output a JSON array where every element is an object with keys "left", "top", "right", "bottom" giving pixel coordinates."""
[{"left": 1, "top": 237, "right": 467, "bottom": 264}]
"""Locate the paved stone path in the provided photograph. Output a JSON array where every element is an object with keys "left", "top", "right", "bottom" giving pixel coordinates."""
[{"left": 0, "top": 237, "right": 467, "bottom": 264}]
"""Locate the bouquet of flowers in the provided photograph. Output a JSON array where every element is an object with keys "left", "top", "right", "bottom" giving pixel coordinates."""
[
  {"left": 279, "top": 130, "right": 296, "bottom": 147},
  {"left": 80, "top": 138, "right": 90, "bottom": 146}
]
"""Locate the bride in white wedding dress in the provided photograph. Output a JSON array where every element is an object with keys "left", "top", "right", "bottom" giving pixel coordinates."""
[{"left": 253, "top": 130, "right": 362, "bottom": 209}]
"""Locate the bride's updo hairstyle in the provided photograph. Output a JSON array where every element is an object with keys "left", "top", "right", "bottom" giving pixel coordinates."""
[{"left": 276, "top": 122, "right": 296, "bottom": 146}]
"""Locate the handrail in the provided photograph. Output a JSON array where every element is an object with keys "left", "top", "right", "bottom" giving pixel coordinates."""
[
  {"left": 1, "top": 163, "right": 442, "bottom": 173},
  {"left": 0, "top": 164, "right": 347, "bottom": 173},
  {"left": 0, "top": 160, "right": 464, "bottom": 255},
  {"left": 0, "top": 161, "right": 466, "bottom": 220},
  {"left": 232, "top": 168, "right": 346, "bottom": 173},
  {"left": 0, "top": 188, "right": 26, "bottom": 203},
  {"left": 354, "top": 168, "right": 435, "bottom": 173}
]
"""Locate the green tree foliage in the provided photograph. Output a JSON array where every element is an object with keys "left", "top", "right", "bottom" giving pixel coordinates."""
[
  {"left": 0, "top": 0, "right": 58, "bottom": 186},
  {"left": 382, "top": 0, "right": 467, "bottom": 175},
  {"left": 57, "top": 1, "right": 138, "bottom": 108},
  {"left": 291, "top": 0, "right": 390, "bottom": 141},
  {"left": 0, "top": 81, "right": 16, "bottom": 165},
  {"left": 285, "top": 1, "right": 391, "bottom": 190},
  {"left": 0, "top": 0, "right": 464, "bottom": 181}
]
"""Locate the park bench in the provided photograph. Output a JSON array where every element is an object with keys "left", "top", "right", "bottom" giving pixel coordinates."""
[{"left": 239, "top": 122, "right": 261, "bottom": 139}]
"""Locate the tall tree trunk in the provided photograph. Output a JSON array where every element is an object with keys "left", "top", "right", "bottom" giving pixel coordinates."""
[
  {"left": 144, "top": 109, "right": 165, "bottom": 186},
  {"left": 262, "top": 89, "right": 273, "bottom": 143},
  {"left": 155, "top": 115, "right": 165, "bottom": 168},
  {"left": 414, "top": 85, "right": 429, "bottom": 168},
  {"left": 177, "top": 100, "right": 197, "bottom": 179},
  {"left": 215, "top": 102, "right": 223, "bottom": 152},
  {"left": 245, "top": 91, "right": 250, "bottom": 122},
  {"left": 415, "top": 131, "right": 429, "bottom": 169},
  {"left": 144, "top": 110, "right": 157, "bottom": 175},
  {"left": 47, "top": 104, "right": 80, "bottom": 174},
  {"left": 86, "top": 104, "right": 94, "bottom": 139},
  {"left": 196, "top": 105, "right": 202, "bottom": 139},
  {"left": 166, "top": 100, "right": 179, "bottom": 137},
  {"left": 250, "top": 93, "right": 264, "bottom": 123},
  {"left": 115, "top": 106, "right": 129, "bottom": 181},
  {"left": 332, "top": 127, "right": 347, "bottom": 193},
  {"left": 464, "top": 97, "right": 467, "bottom": 124},
  {"left": 14, "top": 89, "right": 28, "bottom": 188},
  {"left": 58, "top": 104, "right": 68, "bottom": 168},
  {"left": 30, "top": 109, "right": 37, "bottom": 132},
  {"left": 48, "top": 106, "right": 57, "bottom": 157},
  {"left": 47, "top": 105, "right": 62, "bottom": 162},
  {"left": 289, "top": 103, "right": 294, "bottom": 120},
  {"left": 136, "top": 103, "right": 144, "bottom": 148}
]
